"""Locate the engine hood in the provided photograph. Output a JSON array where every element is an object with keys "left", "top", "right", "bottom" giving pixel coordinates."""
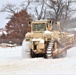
[{"left": 25, "top": 32, "right": 43, "bottom": 39}]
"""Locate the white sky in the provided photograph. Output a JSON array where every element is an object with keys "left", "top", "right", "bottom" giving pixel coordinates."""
[{"left": 0, "top": 0, "right": 76, "bottom": 28}]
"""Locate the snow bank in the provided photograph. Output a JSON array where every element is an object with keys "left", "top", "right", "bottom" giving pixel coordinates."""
[
  {"left": 67, "top": 47, "right": 76, "bottom": 57},
  {"left": 0, "top": 46, "right": 21, "bottom": 60}
]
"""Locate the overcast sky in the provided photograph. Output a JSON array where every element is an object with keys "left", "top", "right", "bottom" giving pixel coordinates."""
[{"left": 0, "top": 0, "right": 76, "bottom": 28}]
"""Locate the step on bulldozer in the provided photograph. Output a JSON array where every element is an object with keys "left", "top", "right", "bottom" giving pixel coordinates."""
[{"left": 22, "top": 20, "right": 75, "bottom": 58}]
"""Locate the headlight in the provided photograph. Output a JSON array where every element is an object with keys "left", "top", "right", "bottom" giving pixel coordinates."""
[{"left": 26, "top": 38, "right": 30, "bottom": 41}]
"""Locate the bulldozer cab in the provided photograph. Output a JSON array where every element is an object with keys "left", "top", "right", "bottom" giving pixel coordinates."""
[
  {"left": 29, "top": 20, "right": 61, "bottom": 32},
  {"left": 32, "top": 23, "right": 46, "bottom": 31}
]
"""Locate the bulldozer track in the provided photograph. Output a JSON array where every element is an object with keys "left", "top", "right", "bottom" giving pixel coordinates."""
[
  {"left": 46, "top": 40, "right": 69, "bottom": 58},
  {"left": 46, "top": 41, "right": 54, "bottom": 58}
]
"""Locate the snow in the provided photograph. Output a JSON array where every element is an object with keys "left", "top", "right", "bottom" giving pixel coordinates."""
[
  {"left": 32, "top": 38, "right": 44, "bottom": 43},
  {"left": 43, "top": 30, "right": 52, "bottom": 35},
  {"left": 67, "top": 34, "right": 74, "bottom": 37},
  {"left": 67, "top": 47, "right": 76, "bottom": 58},
  {"left": 0, "top": 31, "right": 7, "bottom": 36},
  {"left": 0, "top": 43, "right": 76, "bottom": 74},
  {"left": 22, "top": 39, "right": 30, "bottom": 58},
  {"left": 0, "top": 46, "right": 22, "bottom": 60},
  {"left": 3, "top": 31, "right": 7, "bottom": 35},
  {"left": 67, "top": 28, "right": 76, "bottom": 31}
]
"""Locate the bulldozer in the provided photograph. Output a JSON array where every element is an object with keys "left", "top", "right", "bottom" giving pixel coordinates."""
[{"left": 22, "top": 20, "right": 75, "bottom": 58}]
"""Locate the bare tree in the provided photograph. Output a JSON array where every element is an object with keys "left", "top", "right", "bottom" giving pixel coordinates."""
[
  {"left": 0, "top": 3, "right": 19, "bottom": 19},
  {"left": 63, "top": 0, "right": 76, "bottom": 19},
  {"left": 0, "top": 0, "right": 76, "bottom": 21},
  {"left": 23, "top": 0, "right": 76, "bottom": 20},
  {"left": 34, "top": 0, "right": 45, "bottom": 20},
  {"left": 20, "top": 0, "right": 31, "bottom": 10},
  {"left": 44, "top": 0, "right": 76, "bottom": 20},
  {"left": 0, "top": 0, "right": 32, "bottom": 19},
  {"left": 20, "top": 0, "right": 47, "bottom": 20},
  {"left": 0, "top": 3, "right": 19, "bottom": 14}
]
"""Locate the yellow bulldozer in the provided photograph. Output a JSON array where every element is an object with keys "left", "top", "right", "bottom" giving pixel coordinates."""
[{"left": 22, "top": 20, "right": 75, "bottom": 58}]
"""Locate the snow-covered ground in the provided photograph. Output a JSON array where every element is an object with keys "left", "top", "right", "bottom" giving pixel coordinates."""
[
  {"left": 0, "top": 46, "right": 76, "bottom": 75},
  {"left": 0, "top": 46, "right": 22, "bottom": 60}
]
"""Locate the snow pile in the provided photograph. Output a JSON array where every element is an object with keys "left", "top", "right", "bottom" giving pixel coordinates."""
[{"left": 22, "top": 39, "right": 30, "bottom": 58}]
